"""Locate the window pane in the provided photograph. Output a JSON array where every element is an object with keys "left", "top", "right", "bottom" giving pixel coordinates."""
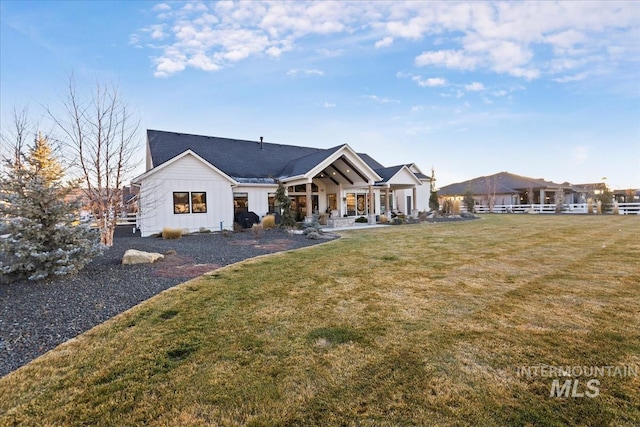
[
  {"left": 191, "top": 192, "right": 207, "bottom": 213},
  {"left": 268, "top": 193, "right": 278, "bottom": 213},
  {"left": 234, "top": 192, "right": 248, "bottom": 213},
  {"left": 173, "top": 192, "right": 190, "bottom": 214}
]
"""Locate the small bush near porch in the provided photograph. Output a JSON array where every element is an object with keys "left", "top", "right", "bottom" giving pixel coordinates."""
[{"left": 1, "top": 216, "right": 639, "bottom": 426}]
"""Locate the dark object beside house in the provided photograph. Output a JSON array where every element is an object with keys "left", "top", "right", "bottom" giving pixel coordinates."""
[{"left": 234, "top": 211, "right": 260, "bottom": 228}]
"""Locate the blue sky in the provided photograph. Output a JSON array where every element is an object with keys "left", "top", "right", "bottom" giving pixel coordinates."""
[{"left": 1, "top": 1, "right": 639, "bottom": 189}]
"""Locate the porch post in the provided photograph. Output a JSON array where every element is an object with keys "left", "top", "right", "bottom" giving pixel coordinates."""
[
  {"left": 385, "top": 187, "right": 390, "bottom": 215},
  {"left": 368, "top": 184, "right": 376, "bottom": 224},
  {"left": 305, "top": 182, "right": 313, "bottom": 223},
  {"left": 540, "top": 189, "right": 545, "bottom": 212},
  {"left": 412, "top": 187, "right": 418, "bottom": 218}
]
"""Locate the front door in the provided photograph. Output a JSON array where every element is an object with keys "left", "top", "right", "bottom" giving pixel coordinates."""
[{"left": 406, "top": 196, "right": 412, "bottom": 215}]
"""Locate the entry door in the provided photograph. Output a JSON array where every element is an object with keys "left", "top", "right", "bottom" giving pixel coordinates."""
[{"left": 406, "top": 196, "right": 412, "bottom": 214}]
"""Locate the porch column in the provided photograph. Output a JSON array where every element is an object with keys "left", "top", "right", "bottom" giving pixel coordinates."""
[
  {"left": 412, "top": 187, "right": 418, "bottom": 218},
  {"left": 540, "top": 189, "right": 545, "bottom": 212},
  {"left": 368, "top": 184, "right": 376, "bottom": 224},
  {"left": 385, "top": 187, "right": 390, "bottom": 215},
  {"left": 305, "top": 182, "right": 313, "bottom": 223}
]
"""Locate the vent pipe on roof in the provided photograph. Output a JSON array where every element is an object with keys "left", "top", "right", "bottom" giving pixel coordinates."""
[{"left": 260, "top": 136, "right": 263, "bottom": 150}]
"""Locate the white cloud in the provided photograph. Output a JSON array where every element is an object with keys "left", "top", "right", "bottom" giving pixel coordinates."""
[
  {"left": 323, "top": 102, "right": 336, "bottom": 108},
  {"left": 412, "top": 76, "right": 447, "bottom": 87},
  {"left": 134, "top": 1, "right": 640, "bottom": 80},
  {"left": 415, "top": 50, "right": 481, "bottom": 70},
  {"left": 363, "top": 95, "right": 400, "bottom": 104},
  {"left": 152, "top": 3, "right": 171, "bottom": 12},
  {"left": 374, "top": 36, "right": 393, "bottom": 48},
  {"left": 287, "top": 68, "right": 324, "bottom": 76},
  {"left": 572, "top": 146, "right": 589, "bottom": 164},
  {"left": 553, "top": 73, "right": 589, "bottom": 83},
  {"left": 465, "top": 82, "right": 484, "bottom": 91}
]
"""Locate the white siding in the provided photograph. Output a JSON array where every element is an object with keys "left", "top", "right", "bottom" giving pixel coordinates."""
[
  {"left": 235, "top": 185, "right": 278, "bottom": 218},
  {"left": 138, "top": 154, "right": 234, "bottom": 237}
]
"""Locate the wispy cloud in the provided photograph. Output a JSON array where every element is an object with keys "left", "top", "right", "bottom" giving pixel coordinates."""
[
  {"left": 572, "top": 146, "right": 589, "bottom": 164},
  {"left": 323, "top": 102, "right": 336, "bottom": 108},
  {"left": 363, "top": 95, "right": 400, "bottom": 104},
  {"left": 287, "top": 68, "right": 325, "bottom": 76},
  {"left": 465, "top": 82, "right": 484, "bottom": 91},
  {"left": 152, "top": 3, "right": 171, "bottom": 12},
  {"left": 133, "top": 1, "right": 640, "bottom": 81},
  {"left": 374, "top": 37, "right": 393, "bottom": 49},
  {"left": 412, "top": 76, "right": 447, "bottom": 87}
]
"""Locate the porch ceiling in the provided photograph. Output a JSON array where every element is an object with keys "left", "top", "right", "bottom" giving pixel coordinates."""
[{"left": 313, "top": 157, "right": 371, "bottom": 187}]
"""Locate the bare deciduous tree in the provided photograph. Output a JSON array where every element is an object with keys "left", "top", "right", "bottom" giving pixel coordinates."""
[
  {"left": 483, "top": 176, "right": 497, "bottom": 212},
  {"left": 1, "top": 106, "right": 35, "bottom": 171},
  {"left": 50, "top": 76, "right": 140, "bottom": 246}
]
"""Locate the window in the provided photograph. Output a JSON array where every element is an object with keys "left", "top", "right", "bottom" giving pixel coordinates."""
[
  {"left": 287, "top": 183, "right": 318, "bottom": 193},
  {"left": 173, "top": 191, "right": 207, "bottom": 214},
  {"left": 327, "top": 193, "right": 337, "bottom": 211},
  {"left": 191, "top": 192, "right": 207, "bottom": 213},
  {"left": 234, "top": 192, "right": 248, "bottom": 213},
  {"left": 268, "top": 193, "right": 278, "bottom": 214},
  {"left": 173, "top": 192, "right": 190, "bottom": 214}
]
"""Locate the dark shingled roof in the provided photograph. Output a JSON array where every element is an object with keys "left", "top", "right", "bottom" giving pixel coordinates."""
[
  {"left": 148, "top": 130, "right": 328, "bottom": 181},
  {"left": 439, "top": 171, "right": 567, "bottom": 196},
  {"left": 374, "top": 165, "right": 405, "bottom": 183},
  {"left": 279, "top": 145, "right": 345, "bottom": 178},
  {"left": 146, "top": 130, "right": 426, "bottom": 185}
]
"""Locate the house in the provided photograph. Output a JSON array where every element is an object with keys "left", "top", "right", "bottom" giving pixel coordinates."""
[
  {"left": 438, "top": 171, "right": 578, "bottom": 209},
  {"left": 132, "top": 130, "right": 432, "bottom": 237}
]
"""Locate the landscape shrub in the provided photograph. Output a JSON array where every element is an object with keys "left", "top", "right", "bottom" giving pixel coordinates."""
[
  {"left": 251, "top": 223, "right": 263, "bottom": 239},
  {"left": 441, "top": 199, "right": 453, "bottom": 216},
  {"left": 162, "top": 228, "right": 183, "bottom": 239},
  {"left": 379, "top": 214, "right": 388, "bottom": 224},
  {"left": 452, "top": 200, "right": 461, "bottom": 215},
  {"left": 463, "top": 189, "right": 475, "bottom": 213},
  {"left": 261, "top": 214, "right": 276, "bottom": 230},
  {"left": 355, "top": 216, "right": 368, "bottom": 223}
]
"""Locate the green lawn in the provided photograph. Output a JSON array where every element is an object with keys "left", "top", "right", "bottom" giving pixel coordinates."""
[{"left": 1, "top": 215, "right": 639, "bottom": 426}]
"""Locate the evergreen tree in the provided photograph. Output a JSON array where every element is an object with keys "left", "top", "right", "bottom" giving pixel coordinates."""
[
  {"left": 595, "top": 186, "right": 613, "bottom": 214},
  {"left": 274, "top": 181, "right": 296, "bottom": 228},
  {"left": 0, "top": 133, "right": 104, "bottom": 282},
  {"left": 428, "top": 167, "right": 439, "bottom": 212},
  {"left": 463, "top": 187, "right": 475, "bottom": 213}
]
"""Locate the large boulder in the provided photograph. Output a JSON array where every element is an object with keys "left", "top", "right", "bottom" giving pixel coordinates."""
[{"left": 122, "top": 249, "right": 164, "bottom": 265}]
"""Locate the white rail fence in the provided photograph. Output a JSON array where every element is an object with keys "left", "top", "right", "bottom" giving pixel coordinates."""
[
  {"left": 116, "top": 212, "right": 138, "bottom": 226},
  {"left": 464, "top": 203, "right": 640, "bottom": 215}
]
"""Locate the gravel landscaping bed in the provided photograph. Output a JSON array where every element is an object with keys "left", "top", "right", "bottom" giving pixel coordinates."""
[{"left": 0, "top": 227, "right": 336, "bottom": 377}]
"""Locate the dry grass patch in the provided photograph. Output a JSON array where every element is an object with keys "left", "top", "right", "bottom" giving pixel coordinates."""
[
  {"left": 161, "top": 227, "right": 184, "bottom": 239},
  {"left": 1, "top": 215, "right": 639, "bottom": 426}
]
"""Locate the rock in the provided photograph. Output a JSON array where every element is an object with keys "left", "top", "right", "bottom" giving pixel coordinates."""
[
  {"left": 306, "top": 231, "right": 321, "bottom": 240},
  {"left": 303, "top": 226, "right": 321, "bottom": 235},
  {"left": 122, "top": 249, "right": 164, "bottom": 265}
]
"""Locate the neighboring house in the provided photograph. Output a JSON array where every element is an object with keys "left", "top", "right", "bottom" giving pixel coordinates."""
[
  {"left": 438, "top": 171, "right": 578, "bottom": 208},
  {"left": 121, "top": 185, "right": 139, "bottom": 215},
  {"left": 613, "top": 188, "right": 639, "bottom": 203},
  {"left": 132, "top": 130, "right": 432, "bottom": 237}
]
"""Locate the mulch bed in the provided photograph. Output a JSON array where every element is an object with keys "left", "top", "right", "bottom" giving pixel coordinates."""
[{"left": 0, "top": 227, "right": 336, "bottom": 377}]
